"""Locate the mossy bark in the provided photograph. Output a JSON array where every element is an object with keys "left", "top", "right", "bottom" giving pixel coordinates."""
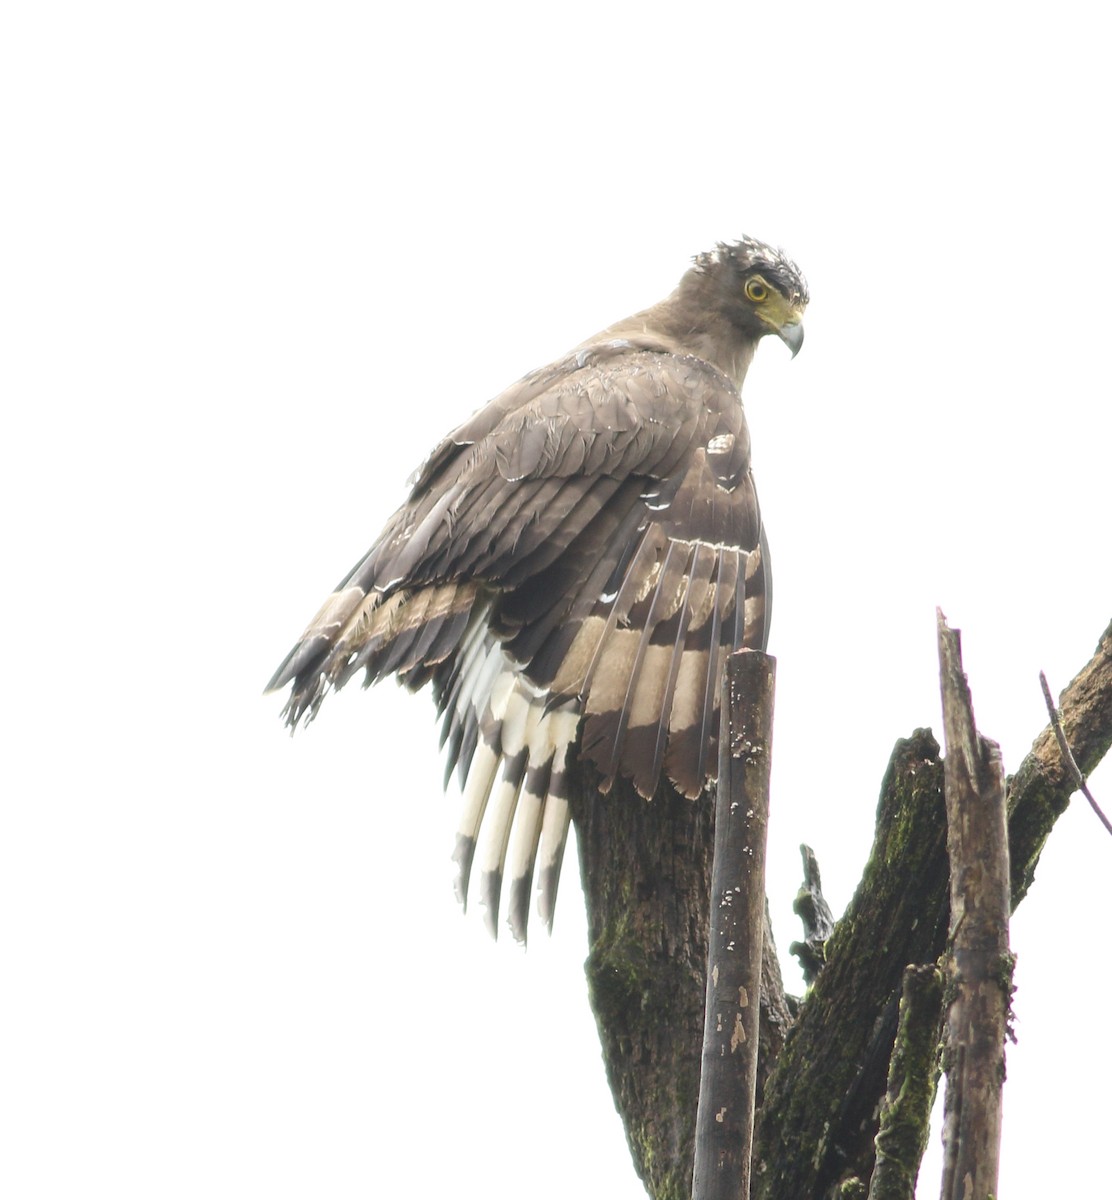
[
  {"left": 867, "top": 964, "right": 944, "bottom": 1200},
  {"left": 569, "top": 764, "right": 793, "bottom": 1200},
  {"left": 571, "top": 771, "right": 714, "bottom": 1200},
  {"left": 751, "top": 730, "right": 949, "bottom": 1200}
]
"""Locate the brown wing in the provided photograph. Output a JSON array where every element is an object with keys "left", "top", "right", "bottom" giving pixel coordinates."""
[{"left": 267, "top": 340, "right": 769, "bottom": 939}]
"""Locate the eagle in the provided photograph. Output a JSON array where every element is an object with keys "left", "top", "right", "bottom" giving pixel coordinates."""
[{"left": 268, "top": 236, "right": 807, "bottom": 942}]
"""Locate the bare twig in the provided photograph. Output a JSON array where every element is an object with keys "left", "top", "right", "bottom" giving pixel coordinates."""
[
  {"left": 936, "top": 611, "right": 1012, "bottom": 1200},
  {"left": 692, "top": 652, "right": 775, "bottom": 1200},
  {"left": 1008, "top": 619, "right": 1112, "bottom": 907},
  {"left": 1039, "top": 669, "right": 1112, "bottom": 838}
]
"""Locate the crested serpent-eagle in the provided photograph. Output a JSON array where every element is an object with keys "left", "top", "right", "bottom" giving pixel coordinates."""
[{"left": 268, "top": 237, "right": 808, "bottom": 941}]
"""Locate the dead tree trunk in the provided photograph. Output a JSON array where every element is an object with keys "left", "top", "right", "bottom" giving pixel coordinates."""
[{"left": 570, "top": 619, "right": 1112, "bottom": 1200}]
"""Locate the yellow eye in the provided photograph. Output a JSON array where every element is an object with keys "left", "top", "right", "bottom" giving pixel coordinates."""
[{"left": 745, "top": 278, "right": 769, "bottom": 302}]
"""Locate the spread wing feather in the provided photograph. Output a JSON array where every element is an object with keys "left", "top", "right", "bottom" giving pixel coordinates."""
[{"left": 268, "top": 342, "right": 770, "bottom": 939}]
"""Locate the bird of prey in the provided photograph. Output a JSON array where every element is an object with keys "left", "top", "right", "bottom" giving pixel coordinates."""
[{"left": 268, "top": 236, "right": 807, "bottom": 942}]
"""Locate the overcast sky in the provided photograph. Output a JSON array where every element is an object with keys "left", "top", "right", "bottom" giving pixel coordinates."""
[{"left": 4, "top": 3, "right": 1110, "bottom": 1197}]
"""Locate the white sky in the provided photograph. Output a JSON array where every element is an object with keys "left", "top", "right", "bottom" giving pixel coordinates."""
[{"left": 4, "top": 3, "right": 1110, "bottom": 1197}]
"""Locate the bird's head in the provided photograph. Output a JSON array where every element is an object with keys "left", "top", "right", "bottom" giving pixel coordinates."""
[{"left": 689, "top": 236, "right": 809, "bottom": 357}]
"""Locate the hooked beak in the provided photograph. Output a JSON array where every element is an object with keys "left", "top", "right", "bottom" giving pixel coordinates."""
[{"left": 777, "top": 319, "right": 804, "bottom": 358}]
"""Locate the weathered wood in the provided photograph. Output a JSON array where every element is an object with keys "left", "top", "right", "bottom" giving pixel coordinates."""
[
  {"left": 866, "top": 964, "right": 943, "bottom": 1200},
  {"left": 693, "top": 652, "right": 775, "bottom": 1200},
  {"left": 936, "top": 613, "right": 1012, "bottom": 1200}
]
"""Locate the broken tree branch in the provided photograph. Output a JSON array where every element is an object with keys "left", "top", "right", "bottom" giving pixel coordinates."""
[
  {"left": 789, "top": 844, "right": 835, "bottom": 985},
  {"left": 693, "top": 652, "right": 775, "bottom": 1200},
  {"left": 936, "top": 611, "right": 1012, "bottom": 1200}
]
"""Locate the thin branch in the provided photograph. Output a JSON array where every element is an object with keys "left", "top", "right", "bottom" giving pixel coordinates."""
[
  {"left": 1039, "top": 669, "right": 1112, "bottom": 837},
  {"left": 1007, "top": 619, "right": 1112, "bottom": 907}
]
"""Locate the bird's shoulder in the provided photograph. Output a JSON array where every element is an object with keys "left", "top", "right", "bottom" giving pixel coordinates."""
[{"left": 410, "top": 337, "right": 745, "bottom": 496}]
